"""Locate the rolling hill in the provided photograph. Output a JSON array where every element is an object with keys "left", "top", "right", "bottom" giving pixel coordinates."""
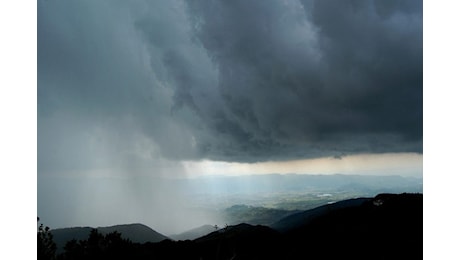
[
  {"left": 51, "top": 223, "right": 169, "bottom": 253},
  {"left": 169, "top": 225, "right": 217, "bottom": 241},
  {"left": 271, "top": 197, "right": 371, "bottom": 232}
]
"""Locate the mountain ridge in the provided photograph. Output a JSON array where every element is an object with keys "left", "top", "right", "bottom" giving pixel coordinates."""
[
  {"left": 51, "top": 223, "right": 169, "bottom": 253},
  {"left": 169, "top": 224, "right": 217, "bottom": 241}
]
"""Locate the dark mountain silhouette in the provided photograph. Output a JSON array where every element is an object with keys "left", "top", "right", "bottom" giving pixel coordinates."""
[
  {"left": 194, "top": 223, "right": 279, "bottom": 243},
  {"left": 49, "top": 193, "right": 422, "bottom": 260},
  {"left": 97, "top": 223, "right": 169, "bottom": 243},
  {"left": 280, "top": 193, "right": 423, "bottom": 260},
  {"left": 271, "top": 197, "right": 371, "bottom": 232},
  {"left": 51, "top": 227, "right": 93, "bottom": 253},
  {"left": 170, "top": 224, "right": 216, "bottom": 241},
  {"left": 188, "top": 193, "right": 422, "bottom": 259},
  {"left": 51, "top": 223, "right": 168, "bottom": 253},
  {"left": 193, "top": 223, "right": 283, "bottom": 260}
]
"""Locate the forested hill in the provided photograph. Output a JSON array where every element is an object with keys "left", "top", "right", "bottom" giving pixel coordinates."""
[{"left": 50, "top": 223, "right": 169, "bottom": 253}]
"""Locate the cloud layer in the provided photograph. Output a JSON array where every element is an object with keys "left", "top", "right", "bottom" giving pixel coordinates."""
[{"left": 38, "top": 0, "right": 422, "bottom": 173}]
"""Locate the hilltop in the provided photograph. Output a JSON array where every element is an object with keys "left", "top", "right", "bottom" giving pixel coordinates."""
[{"left": 51, "top": 223, "right": 169, "bottom": 253}]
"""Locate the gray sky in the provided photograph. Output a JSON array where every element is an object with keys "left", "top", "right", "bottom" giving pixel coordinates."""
[{"left": 37, "top": 0, "right": 422, "bottom": 234}]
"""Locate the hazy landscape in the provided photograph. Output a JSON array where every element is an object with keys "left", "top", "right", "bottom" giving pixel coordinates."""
[
  {"left": 40, "top": 191, "right": 422, "bottom": 260},
  {"left": 40, "top": 173, "right": 422, "bottom": 259},
  {"left": 39, "top": 173, "right": 422, "bottom": 236}
]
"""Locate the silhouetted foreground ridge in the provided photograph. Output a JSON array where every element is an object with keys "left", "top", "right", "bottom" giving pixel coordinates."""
[{"left": 39, "top": 193, "right": 422, "bottom": 260}]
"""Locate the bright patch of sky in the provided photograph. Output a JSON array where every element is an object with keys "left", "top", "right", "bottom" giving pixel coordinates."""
[{"left": 182, "top": 153, "right": 422, "bottom": 178}]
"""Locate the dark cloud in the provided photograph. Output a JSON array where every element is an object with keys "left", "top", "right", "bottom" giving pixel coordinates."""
[
  {"left": 163, "top": 0, "right": 422, "bottom": 161},
  {"left": 38, "top": 0, "right": 422, "bottom": 172}
]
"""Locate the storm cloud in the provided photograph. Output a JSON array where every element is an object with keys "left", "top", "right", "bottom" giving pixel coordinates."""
[{"left": 38, "top": 0, "right": 422, "bottom": 173}]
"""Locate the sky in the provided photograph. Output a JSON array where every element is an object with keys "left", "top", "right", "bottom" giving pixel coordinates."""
[{"left": 36, "top": 0, "right": 422, "bottom": 234}]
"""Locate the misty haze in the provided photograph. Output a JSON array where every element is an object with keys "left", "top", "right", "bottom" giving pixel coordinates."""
[{"left": 37, "top": 0, "right": 423, "bottom": 259}]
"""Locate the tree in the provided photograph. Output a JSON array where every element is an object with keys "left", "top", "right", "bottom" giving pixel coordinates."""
[
  {"left": 38, "top": 217, "right": 57, "bottom": 260},
  {"left": 61, "top": 229, "right": 134, "bottom": 259}
]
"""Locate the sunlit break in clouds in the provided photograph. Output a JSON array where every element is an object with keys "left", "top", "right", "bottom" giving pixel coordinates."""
[
  {"left": 38, "top": 0, "right": 422, "bottom": 235},
  {"left": 182, "top": 153, "right": 422, "bottom": 178}
]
